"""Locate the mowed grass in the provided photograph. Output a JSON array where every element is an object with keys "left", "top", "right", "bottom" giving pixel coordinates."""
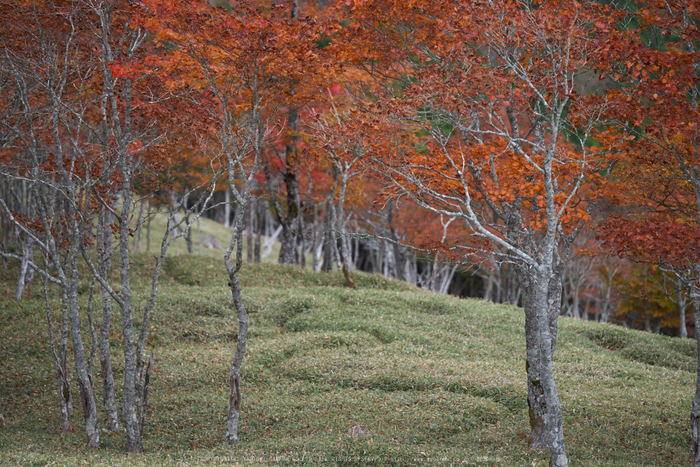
[{"left": 0, "top": 252, "right": 696, "bottom": 466}]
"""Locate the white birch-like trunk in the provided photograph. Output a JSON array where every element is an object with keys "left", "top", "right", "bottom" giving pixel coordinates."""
[
  {"left": 15, "top": 242, "right": 33, "bottom": 300},
  {"left": 224, "top": 189, "right": 231, "bottom": 228}
]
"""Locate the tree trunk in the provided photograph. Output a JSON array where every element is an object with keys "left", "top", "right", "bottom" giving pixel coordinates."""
[
  {"left": 484, "top": 268, "right": 494, "bottom": 301},
  {"left": 247, "top": 197, "right": 255, "bottom": 263},
  {"left": 312, "top": 205, "right": 319, "bottom": 271},
  {"left": 226, "top": 274, "right": 248, "bottom": 444},
  {"left": 572, "top": 280, "right": 580, "bottom": 320},
  {"left": 322, "top": 200, "right": 334, "bottom": 272},
  {"left": 299, "top": 204, "right": 306, "bottom": 268},
  {"left": 15, "top": 242, "right": 33, "bottom": 300},
  {"left": 533, "top": 273, "right": 568, "bottom": 467},
  {"left": 133, "top": 199, "right": 145, "bottom": 253},
  {"left": 690, "top": 291, "right": 700, "bottom": 466},
  {"left": 335, "top": 175, "right": 353, "bottom": 286},
  {"left": 185, "top": 220, "right": 194, "bottom": 254},
  {"left": 278, "top": 109, "right": 301, "bottom": 265},
  {"left": 523, "top": 276, "right": 547, "bottom": 450},
  {"left": 146, "top": 199, "right": 152, "bottom": 252},
  {"left": 63, "top": 195, "right": 100, "bottom": 449},
  {"left": 224, "top": 199, "right": 250, "bottom": 444},
  {"left": 601, "top": 281, "right": 613, "bottom": 323},
  {"left": 224, "top": 189, "right": 231, "bottom": 228},
  {"left": 678, "top": 277, "right": 688, "bottom": 338},
  {"left": 98, "top": 207, "right": 119, "bottom": 431},
  {"left": 522, "top": 270, "right": 568, "bottom": 467},
  {"left": 45, "top": 286, "right": 72, "bottom": 433},
  {"left": 118, "top": 180, "right": 142, "bottom": 453},
  {"left": 67, "top": 284, "right": 100, "bottom": 448},
  {"left": 254, "top": 230, "right": 261, "bottom": 264}
]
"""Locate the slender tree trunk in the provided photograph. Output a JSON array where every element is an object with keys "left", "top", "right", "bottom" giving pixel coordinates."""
[
  {"left": 226, "top": 273, "right": 248, "bottom": 444},
  {"left": 98, "top": 207, "right": 119, "bottom": 431},
  {"left": 118, "top": 178, "right": 141, "bottom": 453},
  {"left": 278, "top": 109, "right": 301, "bottom": 265},
  {"left": 15, "top": 242, "right": 33, "bottom": 300},
  {"left": 254, "top": 225, "right": 261, "bottom": 265},
  {"left": 67, "top": 283, "right": 100, "bottom": 448},
  {"left": 224, "top": 199, "right": 250, "bottom": 444},
  {"left": 322, "top": 200, "right": 334, "bottom": 272},
  {"left": 429, "top": 254, "right": 440, "bottom": 292},
  {"left": 224, "top": 189, "right": 231, "bottom": 228},
  {"left": 197, "top": 216, "right": 203, "bottom": 256},
  {"left": 312, "top": 205, "right": 319, "bottom": 271},
  {"left": 339, "top": 234, "right": 354, "bottom": 287},
  {"left": 299, "top": 204, "right": 306, "bottom": 268},
  {"left": 146, "top": 199, "right": 152, "bottom": 252},
  {"left": 678, "top": 276, "right": 688, "bottom": 338},
  {"left": 601, "top": 281, "right": 613, "bottom": 323},
  {"left": 45, "top": 284, "right": 71, "bottom": 433},
  {"left": 572, "top": 280, "right": 580, "bottom": 320},
  {"left": 65, "top": 198, "right": 100, "bottom": 448},
  {"left": 133, "top": 199, "right": 145, "bottom": 253},
  {"left": 484, "top": 268, "right": 494, "bottom": 301},
  {"left": 0, "top": 181, "right": 6, "bottom": 270},
  {"left": 247, "top": 197, "right": 255, "bottom": 263},
  {"left": 353, "top": 235, "right": 360, "bottom": 272},
  {"left": 336, "top": 175, "right": 353, "bottom": 286},
  {"left": 185, "top": 220, "right": 194, "bottom": 254},
  {"left": 61, "top": 289, "right": 74, "bottom": 428},
  {"left": 691, "top": 290, "right": 700, "bottom": 466}
]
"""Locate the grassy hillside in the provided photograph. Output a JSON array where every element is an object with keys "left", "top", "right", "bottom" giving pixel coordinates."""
[
  {"left": 0, "top": 252, "right": 696, "bottom": 466},
  {"left": 142, "top": 211, "right": 282, "bottom": 261}
]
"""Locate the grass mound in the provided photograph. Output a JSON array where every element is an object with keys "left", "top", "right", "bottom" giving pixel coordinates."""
[
  {"left": 582, "top": 324, "right": 695, "bottom": 372},
  {"left": 0, "top": 255, "right": 696, "bottom": 466}
]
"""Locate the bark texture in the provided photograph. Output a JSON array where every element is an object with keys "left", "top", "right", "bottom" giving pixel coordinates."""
[
  {"left": 67, "top": 284, "right": 100, "bottom": 448},
  {"left": 278, "top": 108, "right": 301, "bottom": 265},
  {"left": 523, "top": 281, "right": 547, "bottom": 450},
  {"left": 691, "top": 293, "right": 700, "bottom": 466},
  {"left": 224, "top": 202, "right": 250, "bottom": 444},
  {"left": 98, "top": 207, "right": 119, "bottom": 431},
  {"left": 520, "top": 267, "right": 567, "bottom": 466},
  {"left": 226, "top": 274, "right": 248, "bottom": 444}
]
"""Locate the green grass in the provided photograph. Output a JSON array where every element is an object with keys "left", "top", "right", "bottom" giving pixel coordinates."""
[
  {"left": 144, "top": 211, "right": 282, "bottom": 261},
  {"left": 0, "top": 249, "right": 696, "bottom": 466}
]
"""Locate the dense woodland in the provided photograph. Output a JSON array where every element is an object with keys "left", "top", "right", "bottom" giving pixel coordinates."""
[{"left": 2, "top": 0, "right": 700, "bottom": 465}]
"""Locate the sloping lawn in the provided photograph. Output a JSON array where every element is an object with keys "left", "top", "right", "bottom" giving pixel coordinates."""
[{"left": 0, "top": 256, "right": 694, "bottom": 466}]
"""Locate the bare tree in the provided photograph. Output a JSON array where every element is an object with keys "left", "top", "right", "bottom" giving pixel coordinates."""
[{"left": 0, "top": 0, "right": 103, "bottom": 446}]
